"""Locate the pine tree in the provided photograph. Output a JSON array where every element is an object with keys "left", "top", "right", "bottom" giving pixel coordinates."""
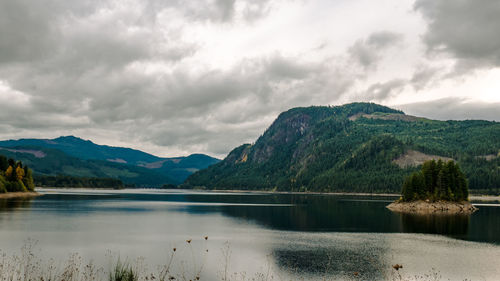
[
  {"left": 0, "top": 155, "right": 8, "bottom": 171},
  {"left": 421, "top": 160, "right": 434, "bottom": 196},
  {"left": 402, "top": 176, "right": 413, "bottom": 201}
]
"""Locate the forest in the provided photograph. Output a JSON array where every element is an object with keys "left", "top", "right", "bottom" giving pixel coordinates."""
[
  {"left": 0, "top": 155, "right": 35, "bottom": 193},
  {"left": 185, "top": 103, "right": 500, "bottom": 194},
  {"left": 35, "top": 175, "right": 124, "bottom": 189},
  {"left": 401, "top": 160, "right": 468, "bottom": 202}
]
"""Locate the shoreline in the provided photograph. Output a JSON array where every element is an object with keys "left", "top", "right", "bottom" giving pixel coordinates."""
[
  {"left": 195, "top": 188, "right": 401, "bottom": 197},
  {"left": 36, "top": 187, "right": 401, "bottom": 196},
  {"left": 387, "top": 200, "right": 477, "bottom": 214},
  {"left": 31, "top": 187, "right": 500, "bottom": 202},
  {"left": 0, "top": 192, "right": 42, "bottom": 199},
  {"left": 469, "top": 195, "right": 500, "bottom": 202}
]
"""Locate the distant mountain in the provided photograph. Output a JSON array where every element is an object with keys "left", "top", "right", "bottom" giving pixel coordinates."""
[
  {"left": 185, "top": 102, "right": 500, "bottom": 193},
  {"left": 0, "top": 136, "right": 220, "bottom": 186}
]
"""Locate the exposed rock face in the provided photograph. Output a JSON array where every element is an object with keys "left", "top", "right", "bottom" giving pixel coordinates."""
[
  {"left": 387, "top": 200, "right": 477, "bottom": 214},
  {"left": 392, "top": 150, "right": 454, "bottom": 168},
  {"left": 252, "top": 112, "right": 314, "bottom": 164},
  {"left": 348, "top": 112, "right": 424, "bottom": 122}
]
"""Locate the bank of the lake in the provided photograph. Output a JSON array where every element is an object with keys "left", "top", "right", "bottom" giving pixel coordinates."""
[
  {"left": 470, "top": 195, "right": 500, "bottom": 202},
  {"left": 201, "top": 188, "right": 400, "bottom": 197},
  {"left": 0, "top": 191, "right": 41, "bottom": 199}
]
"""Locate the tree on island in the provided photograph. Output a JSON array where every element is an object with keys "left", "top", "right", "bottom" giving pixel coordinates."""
[
  {"left": 0, "top": 155, "right": 35, "bottom": 193},
  {"left": 401, "top": 159, "right": 468, "bottom": 202}
]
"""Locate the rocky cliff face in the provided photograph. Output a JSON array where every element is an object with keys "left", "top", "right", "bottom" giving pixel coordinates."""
[{"left": 251, "top": 111, "right": 313, "bottom": 163}]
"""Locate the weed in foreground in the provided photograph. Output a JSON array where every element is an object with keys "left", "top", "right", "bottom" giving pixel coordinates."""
[{"left": 0, "top": 239, "right": 473, "bottom": 281}]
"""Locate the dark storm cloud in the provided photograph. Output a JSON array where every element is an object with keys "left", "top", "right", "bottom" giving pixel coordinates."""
[
  {"left": 415, "top": 0, "right": 500, "bottom": 72},
  {"left": 349, "top": 31, "right": 403, "bottom": 69},
  {"left": 400, "top": 98, "right": 500, "bottom": 122}
]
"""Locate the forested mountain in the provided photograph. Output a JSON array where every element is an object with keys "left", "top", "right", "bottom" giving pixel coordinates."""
[
  {"left": 184, "top": 102, "right": 500, "bottom": 193},
  {"left": 0, "top": 136, "right": 161, "bottom": 165},
  {"left": 0, "top": 137, "right": 220, "bottom": 186},
  {"left": 0, "top": 147, "right": 174, "bottom": 186}
]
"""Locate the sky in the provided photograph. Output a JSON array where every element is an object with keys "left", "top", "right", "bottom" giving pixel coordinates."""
[{"left": 0, "top": 0, "right": 499, "bottom": 158}]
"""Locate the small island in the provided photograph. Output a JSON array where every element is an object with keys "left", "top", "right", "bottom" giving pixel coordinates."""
[
  {"left": 0, "top": 155, "right": 38, "bottom": 198},
  {"left": 387, "top": 159, "right": 477, "bottom": 214}
]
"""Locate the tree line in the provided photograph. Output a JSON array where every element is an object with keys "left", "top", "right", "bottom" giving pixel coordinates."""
[
  {"left": 402, "top": 159, "right": 469, "bottom": 202},
  {"left": 0, "top": 155, "right": 35, "bottom": 193},
  {"left": 35, "top": 175, "right": 124, "bottom": 189}
]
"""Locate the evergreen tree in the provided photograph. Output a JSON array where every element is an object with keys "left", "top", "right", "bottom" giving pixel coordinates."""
[
  {"left": 0, "top": 155, "right": 8, "bottom": 171},
  {"left": 401, "top": 160, "right": 469, "bottom": 202},
  {"left": 457, "top": 168, "right": 468, "bottom": 201},
  {"left": 402, "top": 176, "right": 413, "bottom": 201}
]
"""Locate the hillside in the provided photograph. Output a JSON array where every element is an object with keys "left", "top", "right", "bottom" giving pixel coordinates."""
[
  {"left": 0, "top": 137, "right": 220, "bottom": 186},
  {"left": 0, "top": 146, "right": 174, "bottom": 186},
  {"left": 184, "top": 102, "right": 500, "bottom": 193}
]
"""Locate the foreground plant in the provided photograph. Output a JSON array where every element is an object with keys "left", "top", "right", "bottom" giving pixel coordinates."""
[{"left": 0, "top": 239, "right": 472, "bottom": 281}]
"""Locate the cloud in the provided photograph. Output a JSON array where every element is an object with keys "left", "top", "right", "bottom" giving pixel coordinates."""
[
  {"left": 0, "top": 1, "right": 351, "bottom": 157},
  {"left": 410, "top": 65, "right": 443, "bottom": 91},
  {"left": 364, "top": 79, "right": 407, "bottom": 101},
  {"left": 399, "top": 98, "right": 500, "bottom": 122},
  {"left": 415, "top": 0, "right": 500, "bottom": 73},
  {"left": 349, "top": 31, "right": 403, "bottom": 69},
  {"left": 0, "top": 0, "right": 498, "bottom": 158}
]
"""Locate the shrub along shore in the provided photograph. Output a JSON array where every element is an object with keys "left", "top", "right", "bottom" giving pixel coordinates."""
[{"left": 0, "top": 155, "right": 36, "bottom": 195}]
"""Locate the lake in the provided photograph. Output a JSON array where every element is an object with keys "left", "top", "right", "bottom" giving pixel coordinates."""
[{"left": 0, "top": 189, "right": 499, "bottom": 280}]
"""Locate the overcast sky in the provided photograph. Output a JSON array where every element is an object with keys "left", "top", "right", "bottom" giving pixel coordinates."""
[{"left": 1, "top": 0, "right": 499, "bottom": 158}]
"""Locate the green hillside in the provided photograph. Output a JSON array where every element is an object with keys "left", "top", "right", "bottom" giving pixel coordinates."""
[
  {"left": 0, "top": 147, "right": 174, "bottom": 187},
  {"left": 0, "top": 136, "right": 220, "bottom": 184},
  {"left": 184, "top": 102, "right": 500, "bottom": 193}
]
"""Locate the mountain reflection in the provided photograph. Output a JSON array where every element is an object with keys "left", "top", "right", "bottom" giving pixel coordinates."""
[
  {"left": 399, "top": 213, "right": 469, "bottom": 235},
  {"left": 171, "top": 193, "right": 500, "bottom": 244},
  {"left": 20, "top": 191, "right": 500, "bottom": 245}
]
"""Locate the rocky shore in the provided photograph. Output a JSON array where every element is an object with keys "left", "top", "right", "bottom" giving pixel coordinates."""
[{"left": 387, "top": 200, "right": 477, "bottom": 214}]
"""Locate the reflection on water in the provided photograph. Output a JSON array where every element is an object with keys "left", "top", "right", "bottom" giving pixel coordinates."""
[
  {"left": 272, "top": 240, "right": 387, "bottom": 279},
  {"left": 0, "top": 197, "right": 34, "bottom": 210},
  {"left": 399, "top": 213, "right": 470, "bottom": 236},
  {"left": 0, "top": 189, "right": 499, "bottom": 280}
]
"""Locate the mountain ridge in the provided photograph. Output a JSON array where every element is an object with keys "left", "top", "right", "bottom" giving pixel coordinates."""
[
  {"left": 184, "top": 102, "right": 500, "bottom": 193},
  {"left": 0, "top": 136, "right": 220, "bottom": 186}
]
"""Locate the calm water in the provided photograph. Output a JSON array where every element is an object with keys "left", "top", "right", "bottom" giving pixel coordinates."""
[{"left": 1, "top": 189, "right": 499, "bottom": 280}]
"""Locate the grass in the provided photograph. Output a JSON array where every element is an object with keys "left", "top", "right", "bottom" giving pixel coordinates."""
[{"left": 0, "top": 238, "right": 472, "bottom": 281}]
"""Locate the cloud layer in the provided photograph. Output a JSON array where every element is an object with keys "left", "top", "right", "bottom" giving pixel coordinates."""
[
  {"left": 415, "top": 0, "right": 500, "bottom": 73},
  {"left": 0, "top": 0, "right": 499, "bottom": 158}
]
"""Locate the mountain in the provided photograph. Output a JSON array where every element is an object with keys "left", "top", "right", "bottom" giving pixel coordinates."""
[
  {"left": 0, "top": 136, "right": 220, "bottom": 186},
  {"left": 184, "top": 102, "right": 500, "bottom": 193}
]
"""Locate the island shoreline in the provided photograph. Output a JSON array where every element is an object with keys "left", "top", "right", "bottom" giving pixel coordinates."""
[{"left": 387, "top": 200, "right": 477, "bottom": 214}]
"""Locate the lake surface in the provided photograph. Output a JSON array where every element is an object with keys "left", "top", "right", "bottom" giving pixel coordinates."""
[{"left": 0, "top": 189, "right": 499, "bottom": 280}]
